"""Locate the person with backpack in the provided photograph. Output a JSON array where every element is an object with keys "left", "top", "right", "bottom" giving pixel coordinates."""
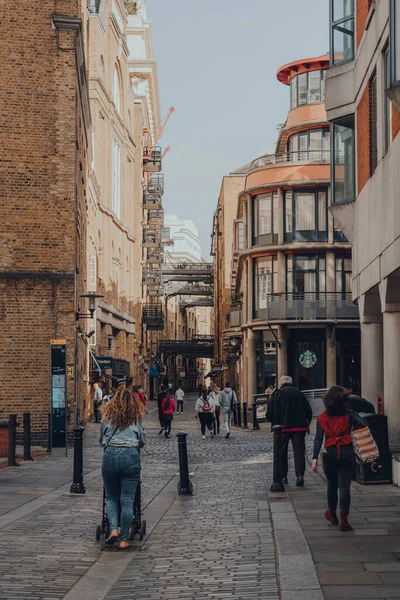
[
  {"left": 219, "top": 382, "right": 237, "bottom": 439},
  {"left": 312, "top": 385, "right": 366, "bottom": 532},
  {"left": 195, "top": 389, "right": 214, "bottom": 439},
  {"left": 161, "top": 390, "right": 175, "bottom": 438}
]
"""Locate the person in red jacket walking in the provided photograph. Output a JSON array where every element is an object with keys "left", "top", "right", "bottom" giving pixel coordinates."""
[
  {"left": 161, "top": 391, "right": 175, "bottom": 438},
  {"left": 312, "top": 385, "right": 365, "bottom": 532}
]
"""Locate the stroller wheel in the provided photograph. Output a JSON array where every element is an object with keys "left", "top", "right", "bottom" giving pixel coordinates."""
[
  {"left": 139, "top": 520, "right": 146, "bottom": 541},
  {"left": 96, "top": 525, "right": 101, "bottom": 541},
  {"left": 129, "top": 527, "right": 135, "bottom": 541}
]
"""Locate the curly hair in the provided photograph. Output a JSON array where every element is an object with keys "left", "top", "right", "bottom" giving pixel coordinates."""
[
  {"left": 100, "top": 385, "right": 145, "bottom": 429},
  {"left": 323, "top": 385, "right": 347, "bottom": 416}
]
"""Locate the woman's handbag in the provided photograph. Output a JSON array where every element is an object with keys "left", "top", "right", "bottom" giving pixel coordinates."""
[{"left": 351, "top": 426, "right": 379, "bottom": 463}]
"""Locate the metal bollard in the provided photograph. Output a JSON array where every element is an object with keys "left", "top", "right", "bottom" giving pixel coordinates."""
[
  {"left": 252, "top": 401, "right": 260, "bottom": 430},
  {"left": 46, "top": 412, "right": 52, "bottom": 453},
  {"left": 176, "top": 432, "right": 193, "bottom": 495},
  {"left": 23, "top": 413, "right": 33, "bottom": 461},
  {"left": 70, "top": 425, "right": 86, "bottom": 494},
  {"left": 243, "top": 402, "right": 249, "bottom": 429},
  {"left": 8, "top": 414, "right": 17, "bottom": 467},
  {"left": 270, "top": 425, "right": 285, "bottom": 492},
  {"left": 237, "top": 402, "right": 242, "bottom": 428},
  {"left": 233, "top": 406, "right": 238, "bottom": 427}
]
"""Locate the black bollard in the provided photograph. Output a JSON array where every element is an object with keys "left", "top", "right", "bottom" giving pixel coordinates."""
[
  {"left": 270, "top": 425, "right": 285, "bottom": 492},
  {"left": 237, "top": 402, "right": 242, "bottom": 428},
  {"left": 233, "top": 406, "right": 238, "bottom": 427},
  {"left": 176, "top": 432, "right": 193, "bottom": 495},
  {"left": 70, "top": 425, "right": 86, "bottom": 494},
  {"left": 252, "top": 401, "right": 260, "bottom": 430},
  {"left": 8, "top": 414, "right": 17, "bottom": 467},
  {"left": 243, "top": 402, "right": 249, "bottom": 429},
  {"left": 47, "top": 412, "right": 52, "bottom": 453},
  {"left": 23, "top": 412, "right": 33, "bottom": 461}
]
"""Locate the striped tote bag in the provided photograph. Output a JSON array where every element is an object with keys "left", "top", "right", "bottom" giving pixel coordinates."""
[{"left": 351, "top": 426, "right": 379, "bottom": 463}]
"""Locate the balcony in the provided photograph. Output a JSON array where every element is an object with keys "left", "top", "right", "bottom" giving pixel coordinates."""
[
  {"left": 147, "top": 285, "right": 163, "bottom": 297},
  {"left": 249, "top": 149, "right": 331, "bottom": 172},
  {"left": 147, "top": 209, "right": 164, "bottom": 224},
  {"left": 143, "top": 266, "right": 162, "bottom": 286},
  {"left": 146, "top": 248, "right": 163, "bottom": 263},
  {"left": 143, "top": 146, "right": 162, "bottom": 172},
  {"left": 143, "top": 304, "right": 164, "bottom": 331},
  {"left": 143, "top": 175, "right": 164, "bottom": 210},
  {"left": 143, "top": 229, "right": 162, "bottom": 247},
  {"left": 260, "top": 293, "right": 359, "bottom": 322},
  {"left": 162, "top": 227, "right": 173, "bottom": 246}
]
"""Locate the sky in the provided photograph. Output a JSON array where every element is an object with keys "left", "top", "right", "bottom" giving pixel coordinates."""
[{"left": 146, "top": 0, "right": 329, "bottom": 257}]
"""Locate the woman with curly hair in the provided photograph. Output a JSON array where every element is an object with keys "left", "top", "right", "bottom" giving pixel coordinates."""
[
  {"left": 99, "top": 380, "right": 146, "bottom": 549},
  {"left": 312, "top": 385, "right": 365, "bottom": 532}
]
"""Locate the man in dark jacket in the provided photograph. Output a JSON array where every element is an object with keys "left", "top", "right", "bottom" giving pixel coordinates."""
[
  {"left": 343, "top": 385, "right": 375, "bottom": 414},
  {"left": 267, "top": 375, "right": 312, "bottom": 487}
]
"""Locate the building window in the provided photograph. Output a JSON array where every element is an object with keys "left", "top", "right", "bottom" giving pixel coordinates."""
[
  {"left": 112, "top": 137, "right": 121, "bottom": 218},
  {"left": 88, "top": 255, "right": 97, "bottom": 290},
  {"left": 290, "top": 70, "right": 326, "bottom": 109},
  {"left": 330, "top": 0, "right": 355, "bottom": 66},
  {"left": 235, "top": 221, "right": 245, "bottom": 251},
  {"left": 285, "top": 189, "right": 328, "bottom": 242},
  {"left": 336, "top": 256, "right": 352, "bottom": 295},
  {"left": 331, "top": 115, "right": 355, "bottom": 203},
  {"left": 253, "top": 193, "right": 278, "bottom": 246},
  {"left": 370, "top": 72, "right": 378, "bottom": 174},
  {"left": 113, "top": 65, "right": 121, "bottom": 113},
  {"left": 254, "top": 256, "right": 278, "bottom": 318},
  {"left": 287, "top": 255, "right": 326, "bottom": 295},
  {"left": 384, "top": 44, "right": 392, "bottom": 153},
  {"left": 390, "top": 0, "right": 400, "bottom": 83},
  {"left": 288, "top": 128, "right": 330, "bottom": 162},
  {"left": 334, "top": 220, "right": 348, "bottom": 242}
]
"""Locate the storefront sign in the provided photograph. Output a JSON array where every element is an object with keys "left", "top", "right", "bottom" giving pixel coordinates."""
[
  {"left": 179, "top": 370, "right": 186, "bottom": 378},
  {"left": 95, "top": 356, "right": 113, "bottom": 370},
  {"left": 299, "top": 350, "right": 317, "bottom": 369},
  {"left": 113, "top": 359, "right": 130, "bottom": 377}
]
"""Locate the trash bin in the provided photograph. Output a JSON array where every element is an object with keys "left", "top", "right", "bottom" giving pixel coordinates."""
[{"left": 356, "top": 413, "right": 392, "bottom": 484}]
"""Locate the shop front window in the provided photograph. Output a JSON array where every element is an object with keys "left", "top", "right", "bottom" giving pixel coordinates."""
[
  {"left": 331, "top": 115, "right": 355, "bottom": 203},
  {"left": 253, "top": 193, "right": 279, "bottom": 246},
  {"left": 285, "top": 189, "right": 328, "bottom": 242},
  {"left": 330, "top": 0, "right": 355, "bottom": 66},
  {"left": 254, "top": 256, "right": 278, "bottom": 318}
]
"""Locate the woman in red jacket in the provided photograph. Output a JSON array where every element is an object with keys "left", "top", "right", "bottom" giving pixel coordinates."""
[
  {"left": 161, "top": 391, "right": 175, "bottom": 438},
  {"left": 312, "top": 385, "right": 365, "bottom": 532}
]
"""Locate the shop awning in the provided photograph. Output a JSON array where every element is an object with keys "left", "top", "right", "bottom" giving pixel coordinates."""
[{"left": 150, "top": 364, "right": 161, "bottom": 377}]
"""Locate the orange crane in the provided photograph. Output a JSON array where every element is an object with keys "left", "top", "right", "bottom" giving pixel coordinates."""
[{"left": 143, "top": 107, "right": 175, "bottom": 159}]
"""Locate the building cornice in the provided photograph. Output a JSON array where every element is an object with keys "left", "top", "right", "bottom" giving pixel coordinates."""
[{"left": 97, "top": 201, "right": 136, "bottom": 243}]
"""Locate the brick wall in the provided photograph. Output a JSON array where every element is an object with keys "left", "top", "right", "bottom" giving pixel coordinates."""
[
  {"left": 357, "top": 85, "right": 371, "bottom": 194},
  {"left": 392, "top": 105, "right": 400, "bottom": 140},
  {"left": 356, "top": 0, "right": 370, "bottom": 49},
  {"left": 0, "top": 1, "right": 89, "bottom": 444}
]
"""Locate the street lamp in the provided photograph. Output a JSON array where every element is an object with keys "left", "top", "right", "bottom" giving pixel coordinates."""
[{"left": 76, "top": 292, "right": 104, "bottom": 320}]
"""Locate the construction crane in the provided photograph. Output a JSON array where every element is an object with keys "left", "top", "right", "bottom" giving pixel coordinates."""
[
  {"left": 142, "top": 107, "right": 175, "bottom": 160},
  {"left": 162, "top": 146, "right": 171, "bottom": 159},
  {"left": 159, "top": 107, "right": 175, "bottom": 139}
]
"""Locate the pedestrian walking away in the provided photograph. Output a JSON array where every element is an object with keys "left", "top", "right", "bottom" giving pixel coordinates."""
[
  {"left": 209, "top": 383, "right": 221, "bottom": 435},
  {"left": 342, "top": 382, "right": 375, "bottom": 414},
  {"left": 161, "top": 391, "right": 174, "bottom": 438},
  {"left": 175, "top": 385, "right": 185, "bottom": 414},
  {"left": 312, "top": 385, "right": 366, "bottom": 532},
  {"left": 99, "top": 384, "right": 146, "bottom": 549},
  {"left": 195, "top": 389, "right": 214, "bottom": 439},
  {"left": 267, "top": 375, "right": 312, "bottom": 486},
  {"left": 133, "top": 385, "right": 148, "bottom": 413},
  {"left": 93, "top": 383, "right": 103, "bottom": 423},
  {"left": 219, "top": 382, "right": 237, "bottom": 439},
  {"left": 157, "top": 385, "right": 166, "bottom": 434}
]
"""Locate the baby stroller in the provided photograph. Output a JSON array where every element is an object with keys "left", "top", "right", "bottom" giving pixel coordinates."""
[{"left": 96, "top": 477, "right": 147, "bottom": 542}]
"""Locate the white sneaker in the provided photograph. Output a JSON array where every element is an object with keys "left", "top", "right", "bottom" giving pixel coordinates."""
[
  {"left": 209, "top": 430, "right": 213, "bottom": 436},
  {"left": 202, "top": 435, "right": 206, "bottom": 440}
]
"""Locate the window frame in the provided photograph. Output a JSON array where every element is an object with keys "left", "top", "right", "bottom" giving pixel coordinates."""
[
  {"left": 253, "top": 255, "right": 278, "bottom": 319},
  {"left": 287, "top": 128, "right": 330, "bottom": 162},
  {"left": 384, "top": 43, "right": 392, "bottom": 153},
  {"left": 290, "top": 70, "right": 326, "bottom": 110},
  {"left": 284, "top": 189, "right": 328, "bottom": 242},
  {"left": 330, "top": 114, "right": 356, "bottom": 204},
  {"left": 252, "top": 193, "right": 279, "bottom": 246},
  {"left": 286, "top": 254, "right": 326, "bottom": 297},
  {"left": 390, "top": 0, "right": 400, "bottom": 84},
  {"left": 330, "top": 0, "right": 355, "bottom": 67},
  {"left": 335, "top": 255, "right": 352, "bottom": 296},
  {"left": 112, "top": 136, "right": 121, "bottom": 219},
  {"left": 370, "top": 71, "right": 378, "bottom": 174}
]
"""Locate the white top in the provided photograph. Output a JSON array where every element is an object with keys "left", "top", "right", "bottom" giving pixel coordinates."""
[
  {"left": 94, "top": 387, "right": 103, "bottom": 402},
  {"left": 175, "top": 389, "right": 185, "bottom": 401},
  {"left": 209, "top": 391, "right": 220, "bottom": 407},
  {"left": 195, "top": 397, "right": 215, "bottom": 414}
]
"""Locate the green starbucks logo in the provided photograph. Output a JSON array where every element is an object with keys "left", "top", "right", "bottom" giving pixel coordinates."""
[{"left": 299, "top": 350, "right": 317, "bottom": 369}]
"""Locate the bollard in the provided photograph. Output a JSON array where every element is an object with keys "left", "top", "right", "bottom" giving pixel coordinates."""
[
  {"left": 70, "top": 425, "right": 85, "bottom": 494},
  {"left": 176, "top": 432, "right": 193, "bottom": 495},
  {"left": 243, "top": 402, "right": 249, "bottom": 429},
  {"left": 23, "top": 412, "right": 33, "bottom": 461},
  {"left": 252, "top": 401, "right": 260, "bottom": 430},
  {"left": 270, "top": 425, "right": 285, "bottom": 492},
  {"left": 237, "top": 402, "right": 242, "bottom": 428},
  {"left": 233, "top": 406, "right": 237, "bottom": 427},
  {"left": 47, "top": 412, "right": 52, "bottom": 453},
  {"left": 8, "top": 414, "right": 17, "bottom": 467}
]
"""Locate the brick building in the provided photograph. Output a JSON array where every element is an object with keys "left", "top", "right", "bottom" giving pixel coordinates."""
[{"left": 0, "top": 2, "right": 91, "bottom": 444}]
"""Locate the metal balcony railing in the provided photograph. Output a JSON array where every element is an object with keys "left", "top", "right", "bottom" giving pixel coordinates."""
[
  {"left": 143, "top": 146, "right": 162, "bottom": 172},
  {"left": 149, "top": 173, "right": 165, "bottom": 193},
  {"left": 147, "top": 285, "right": 163, "bottom": 297},
  {"left": 263, "top": 293, "right": 359, "bottom": 321},
  {"left": 249, "top": 149, "right": 332, "bottom": 171},
  {"left": 161, "top": 263, "right": 213, "bottom": 273},
  {"left": 147, "top": 209, "right": 164, "bottom": 222},
  {"left": 143, "top": 267, "right": 162, "bottom": 285},
  {"left": 146, "top": 248, "right": 163, "bottom": 263},
  {"left": 143, "top": 303, "right": 164, "bottom": 331},
  {"left": 143, "top": 229, "right": 162, "bottom": 246}
]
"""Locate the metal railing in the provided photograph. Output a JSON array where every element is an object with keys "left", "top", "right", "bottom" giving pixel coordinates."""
[
  {"left": 162, "top": 263, "right": 213, "bottom": 273},
  {"left": 143, "top": 146, "right": 162, "bottom": 172},
  {"left": 142, "top": 267, "right": 162, "bottom": 284},
  {"left": 263, "top": 293, "right": 359, "bottom": 321},
  {"left": 302, "top": 388, "right": 328, "bottom": 417},
  {"left": 143, "top": 229, "right": 162, "bottom": 245},
  {"left": 146, "top": 248, "right": 163, "bottom": 262},
  {"left": 249, "top": 149, "right": 333, "bottom": 171},
  {"left": 147, "top": 209, "right": 164, "bottom": 222},
  {"left": 143, "top": 304, "right": 164, "bottom": 330}
]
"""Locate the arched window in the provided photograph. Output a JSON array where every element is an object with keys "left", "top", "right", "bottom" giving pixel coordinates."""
[{"left": 113, "top": 64, "right": 121, "bottom": 113}]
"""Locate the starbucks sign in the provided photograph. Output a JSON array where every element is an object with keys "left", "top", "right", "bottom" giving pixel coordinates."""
[{"left": 299, "top": 350, "right": 317, "bottom": 369}]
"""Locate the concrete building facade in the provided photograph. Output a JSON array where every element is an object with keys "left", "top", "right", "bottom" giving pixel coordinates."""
[{"left": 326, "top": 0, "right": 400, "bottom": 452}]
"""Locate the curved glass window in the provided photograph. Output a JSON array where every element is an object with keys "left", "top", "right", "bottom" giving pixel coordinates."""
[
  {"left": 330, "top": 0, "right": 354, "bottom": 66},
  {"left": 290, "top": 70, "right": 326, "bottom": 109},
  {"left": 253, "top": 193, "right": 279, "bottom": 246},
  {"left": 254, "top": 256, "right": 278, "bottom": 319},
  {"left": 285, "top": 189, "right": 328, "bottom": 242},
  {"left": 287, "top": 255, "right": 326, "bottom": 295},
  {"left": 287, "top": 128, "right": 330, "bottom": 162}
]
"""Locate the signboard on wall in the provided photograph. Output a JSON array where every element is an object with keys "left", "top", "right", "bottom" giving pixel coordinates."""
[{"left": 51, "top": 341, "right": 67, "bottom": 451}]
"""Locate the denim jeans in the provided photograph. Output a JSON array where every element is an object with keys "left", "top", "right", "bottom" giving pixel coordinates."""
[
  {"left": 223, "top": 410, "right": 232, "bottom": 434},
  {"left": 102, "top": 446, "right": 141, "bottom": 541}
]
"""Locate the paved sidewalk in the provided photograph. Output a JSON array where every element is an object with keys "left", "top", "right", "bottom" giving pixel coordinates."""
[{"left": 287, "top": 440, "right": 400, "bottom": 599}]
